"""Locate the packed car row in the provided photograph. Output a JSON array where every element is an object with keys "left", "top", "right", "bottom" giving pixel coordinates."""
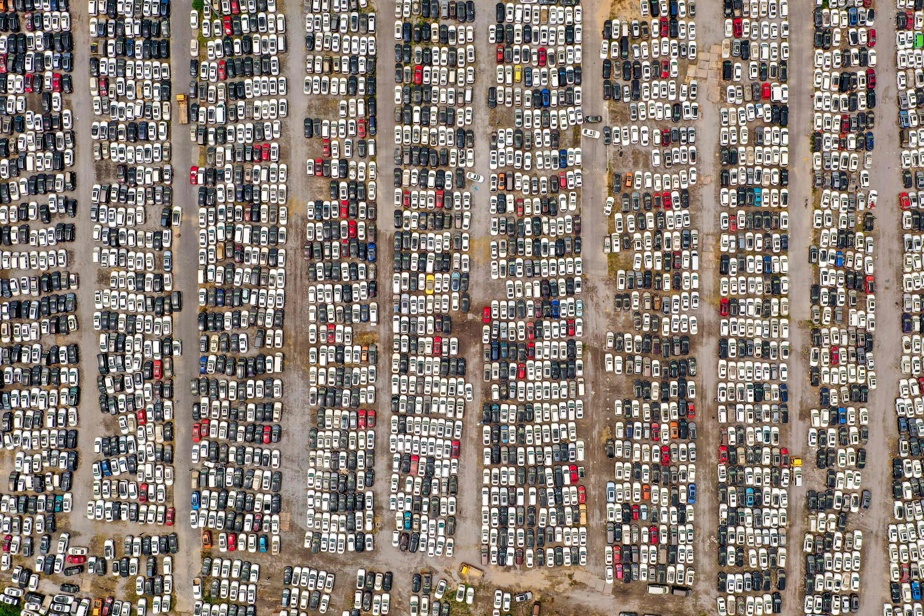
[
  {"left": 479, "top": 0, "right": 587, "bottom": 570},
  {"left": 803, "top": 0, "right": 880, "bottom": 612},
  {"left": 0, "top": 0, "right": 87, "bottom": 606},
  {"left": 600, "top": 0, "right": 700, "bottom": 589},
  {"left": 387, "top": 0, "right": 474, "bottom": 560},
  {"left": 886, "top": 0, "right": 924, "bottom": 612},
  {"left": 410, "top": 568, "right": 473, "bottom": 616},
  {"left": 189, "top": 0, "right": 290, "bottom": 607},
  {"left": 278, "top": 564, "right": 335, "bottom": 615},
  {"left": 302, "top": 0, "right": 380, "bottom": 559},
  {"left": 715, "top": 0, "right": 792, "bottom": 614}
]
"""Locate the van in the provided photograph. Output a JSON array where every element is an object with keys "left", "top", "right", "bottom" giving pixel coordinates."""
[{"left": 647, "top": 584, "right": 669, "bottom": 595}]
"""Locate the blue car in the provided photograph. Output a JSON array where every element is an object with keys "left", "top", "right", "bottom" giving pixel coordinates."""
[
  {"left": 367, "top": 242, "right": 376, "bottom": 262},
  {"left": 913, "top": 581, "right": 921, "bottom": 601},
  {"left": 199, "top": 356, "right": 208, "bottom": 374},
  {"left": 688, "top": 484, "right": 697, "bottom": 504},
  {"left": 191, "top": 492, "right": 201, "bottom": 510}
]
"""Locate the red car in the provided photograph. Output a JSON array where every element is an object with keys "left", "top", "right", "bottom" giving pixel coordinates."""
[
  {"left": 165, "top": 508, "right": 175, "bottom": 526},
  {"left": 538, "top": 47, "right": 547, "bottom": 66},
  {"left": 52, "top": 73, "right": 61, "bottom": 92},
  {"left": 67, "top": 555, "right": 86, "bottom": 565},
  {"left": 358, "top": 409, "right": 366, "bottom": 429},
  {"left": 192, "top": 424, "right": 201, "bottom": 442},
  {"left": 868, "top": 29, "right": 876, "bottom": 45},
  {"left": 190, "top": 166, "right": 199, "bottom": 184},
  {"left": 720, "top": 298, "right": 729, "bottom": 316},
  {"left": 660, "top": 17, "right": 668, "bottom": 36},
  {"left": 414, "top": 65, "right": 423, "bottom": 84},
  {"left": 687, "top": 403, "right": 696, "bottom": 419},
  {"left": 137, "top": 409, "right": 147, "bottom": 425},
  {"left": 496, "top": 45, "right": 505, "bottom": 63},
  {"left": 867, "top": 69, "right": 876, "bottom": 88},
  {"left": 367, "top": 410, "right": 376, "bottom": 427},
  {"left": 650, "top": 527, "right": 659, "bottom": 545},
  {"left": 451, "top": 440, "right": 460, "bottom": 458},
  {"left": 865, "top": 275, "right": 875, "bottom": 293},
  {"left": 901, "top": 192, "right": 911, "bottom": 209},
  {"left": 223, "top": 15, "right": 233, "bottom": 34},
  {"left": 357, "top": 118, "right": 366, "bottom": 138},
  {"left": 569, "top": 465, "right": 579, "bottom": 483},
  {"left": 761, "top": 82, "right": 771, "bottom": 100},
  {"left": 153, "top": 360, "right": 163, "bottom": 379},
  {"left": 719, "top": 445, "right": 729, "bottom": 464},
  {"left": 227, "top": 534, "right": 237, "bottom": 551},
  {"left": 482, "top": 307, "right": 491, "bottom": 323},
  {"left": 733, "top": 18, "right": 743, "bottom": 37},
  {"left": 578, "top": 486, "right": 586, "bottom": 503}
]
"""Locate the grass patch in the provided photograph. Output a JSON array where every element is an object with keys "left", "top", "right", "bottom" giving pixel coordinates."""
[
  {"left": 0, "top": 603, "right": 22, "bottom": 616},
  {"left": 192, "top": 0, "right": 204, "bottom": 10}
]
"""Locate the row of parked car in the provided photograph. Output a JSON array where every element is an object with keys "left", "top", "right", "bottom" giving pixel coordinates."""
[
  {"left": 189, "top": 0, "right": 290, "bottom": 608},
  {"left": 886, "top": 0, "right": 924, "bottom": 612},
  {"left": 600, "top": 0, "right": 699, "bottom": 590},
  {"left": 408, "top": 570, "right": 456, "bottom": 616},
  {"left": 478, "top": 0, "right": 587, "bottom": 571},
  {"left": 302, "top": 0, "right": 380, "bottom": 560},
  {"left": 386, "top": 0, "right": 474, "bottom": 560},
  {"left": 715, "top": 0, "right": 792, "bottom": 614},
  {"left": 278, "top": 564, "right": 335, "bottom": 615},
  {"left": 0, "top": 0, "right": 87, "bottom": 608},
  {"left": 88, "top": 0, "right": 180, "bottom": 612},
  {"left": 804, "top": 0, "right": 880, "bottom": 613}
]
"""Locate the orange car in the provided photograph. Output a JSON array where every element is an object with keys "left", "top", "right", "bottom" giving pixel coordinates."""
[{"left": 201, "top": 530, "right": 213, "bottom": 549}]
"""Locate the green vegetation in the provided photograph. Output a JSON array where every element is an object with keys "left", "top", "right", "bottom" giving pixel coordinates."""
[
  {"left": 192, "top": 0, "right": 203, "bottom": 10},
  {"left": 0, "top": 602, "right": 23, "bottom": 616}
]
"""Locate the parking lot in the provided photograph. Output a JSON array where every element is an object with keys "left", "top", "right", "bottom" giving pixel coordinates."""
[{"left": 0, "top": 0, "right": 915, "bottom": 614}]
